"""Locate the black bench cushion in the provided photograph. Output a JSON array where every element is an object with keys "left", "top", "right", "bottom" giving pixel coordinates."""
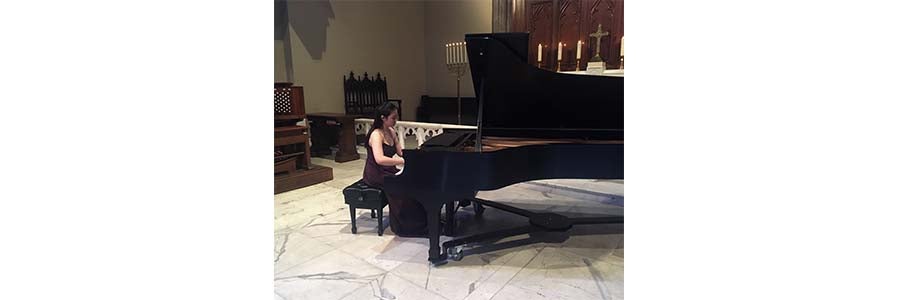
[{"left": 343, "top": 179, "right": 387, "bottom": 208}]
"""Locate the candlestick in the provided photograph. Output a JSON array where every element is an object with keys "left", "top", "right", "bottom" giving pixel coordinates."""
[
  {"left": 576, "top": 40, "right": 582, "bottom": 60},
  {"left": 620, "top": 36, "right": 624, "bottom": 57},
  {"left": 445, "top": 51, "right": 469, "bottom": 125},
  {"left": 445, "top": 44, "right": 450, "bottom": 65},
  {"left": 537, "top": 43, "right": 542, "bottom": 62},
  {"left": 557, "top": 42, "right": 563, "bottom": 61}
]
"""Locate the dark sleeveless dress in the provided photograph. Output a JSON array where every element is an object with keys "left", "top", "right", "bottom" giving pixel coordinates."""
[{"left": 363, "top": 134, "right": 428, "bottom": 237}]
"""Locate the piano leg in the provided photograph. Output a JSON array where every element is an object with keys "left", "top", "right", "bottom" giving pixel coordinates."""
[
  {"left": 426, "top": 206, "right": 448, "bottom": 265},
  {"left": 443, "top": 200, "right": 455, "bottom": 236},
  {"left": 473, "top": 202, "right": 485, "bottom": 217}
]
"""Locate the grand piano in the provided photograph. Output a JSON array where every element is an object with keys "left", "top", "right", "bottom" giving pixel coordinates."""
[{"left": 383, "top": 32, "right": 623, "bottom": 265}]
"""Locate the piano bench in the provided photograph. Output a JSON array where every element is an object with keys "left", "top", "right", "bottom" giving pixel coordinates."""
[{"left": 342, "top": 179, "right": 388, "bottom": 236}]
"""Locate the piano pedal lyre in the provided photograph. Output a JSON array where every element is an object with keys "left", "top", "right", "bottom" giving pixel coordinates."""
[{"left": 436, "top": 197, "right": 623, "bottom": 264}]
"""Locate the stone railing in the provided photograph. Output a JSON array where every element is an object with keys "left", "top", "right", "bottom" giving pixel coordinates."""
[{"left": 355, "top": 118, "right": 476, "bottom": 149}]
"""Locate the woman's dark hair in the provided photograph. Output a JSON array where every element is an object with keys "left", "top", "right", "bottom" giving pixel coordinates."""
[{"left": 365, "top": 101, "right": 399, "bottom": 145}]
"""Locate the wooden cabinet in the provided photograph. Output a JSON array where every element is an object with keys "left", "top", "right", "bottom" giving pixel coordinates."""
[{"left": 274, "top": 82, "right": 334, "bottom": 194}]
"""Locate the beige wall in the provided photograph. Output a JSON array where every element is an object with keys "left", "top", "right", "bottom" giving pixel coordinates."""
[
  {"left": 278, "top": 0, "right": 491, "bottom": 121},
  {"left": 286, "top": 1, "right": 426, "bottom": 120},
  {"left": 424, "top": 0, "right": 492, "bottom": 98},
  {"left": 274, "top": 40, "right": 287, "bottom": 82}
]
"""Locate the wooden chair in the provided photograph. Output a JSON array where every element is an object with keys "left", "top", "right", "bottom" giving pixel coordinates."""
[{"left": 343, "top": 71, "right": 401, "bottom": 119}]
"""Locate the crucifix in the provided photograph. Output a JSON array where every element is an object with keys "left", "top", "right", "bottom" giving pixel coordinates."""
[{"left": 588, "top": 24, "right": 610, "bottom": 62}]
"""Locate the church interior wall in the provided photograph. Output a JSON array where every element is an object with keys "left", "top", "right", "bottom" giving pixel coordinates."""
[
  {"left": 281, "top": 1, "right": 426, "bottom": 120},
  {"left": 274, "top": 39, "right": 288, "bottom": 83},
  {"left": 424, "top": 0, "right": 492, "bottom": 100},
  {"left": 276, "top": 0, "right": 491, "bottom": 121}
]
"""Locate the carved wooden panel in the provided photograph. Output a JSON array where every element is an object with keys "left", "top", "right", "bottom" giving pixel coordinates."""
[
  {"left": 582, "top": 0, "right": 623, "bottom": 69},
  {"left": 525, "top": 0, "right": 554, "bottom": 69},
  {"left": 511, "top": 0, "right": 623, "bottom": 71},
  {"left": 558, "top": 0, "right": 582, "bottom": 71}
]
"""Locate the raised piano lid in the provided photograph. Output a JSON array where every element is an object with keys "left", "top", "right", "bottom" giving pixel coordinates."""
[{"left": 465, "top": 33, "right": 623, "bottom": 141}]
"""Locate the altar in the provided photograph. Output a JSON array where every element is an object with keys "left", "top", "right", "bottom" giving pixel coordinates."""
[{"left": 560, "top": 69, "right": 625, "bottom": 77}]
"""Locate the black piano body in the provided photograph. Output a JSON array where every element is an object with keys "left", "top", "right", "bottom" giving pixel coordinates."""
[{"left": 383, "top": 32, "right": 624, "bottom": 265}]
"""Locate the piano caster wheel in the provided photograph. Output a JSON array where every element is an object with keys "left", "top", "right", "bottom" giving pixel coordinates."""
[
  {"left": 351, "top": 227, "right": 357, "bottom": 234},
  {"left": 447, "top": 246, "right": 464, "bottom": 261}
]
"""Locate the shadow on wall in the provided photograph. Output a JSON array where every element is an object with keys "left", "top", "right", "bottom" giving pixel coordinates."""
[
  {"left": 286, "top": 0, "right": 335, "bottom": 60},
  {"left": 275, "top": 0, "right": 287, "bottom": 39}
]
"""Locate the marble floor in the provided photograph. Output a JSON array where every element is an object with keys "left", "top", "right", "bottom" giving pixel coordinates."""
[{"left": 275, "top": 149, "right": 624, "bottom": 300}]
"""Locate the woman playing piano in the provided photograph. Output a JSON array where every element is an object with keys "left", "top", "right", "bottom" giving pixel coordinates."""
[{"left": 363, "top": 102, "right": 428, "bottom": 237}]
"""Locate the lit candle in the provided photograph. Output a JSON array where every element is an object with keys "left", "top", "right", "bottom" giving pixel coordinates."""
[
  {"left": 620, "top": 36, "right": 624, "bottom": 57},
  {"left": 446, "top": 44, "right": 450, "bottom": 64},
  {"left": 576, "top": 40, "right": 582, "bottom": 59},
  {"left": 452, "top": 42, "right": 458, "bottom": 64},
  {"left": 463, "top": 42, "right": 467, "bottom": 63},
  {"left": 558, "top": 42, "right": 563, "bottom": 60},
  {"left": 451, "top": 42, "right": 456, "bottom": 64},
  {"left": 537, "top": 43, "right": 542, "bottom": 62},
  {"left": 455, "top": 42, "right": 461, "bottom": 64}
]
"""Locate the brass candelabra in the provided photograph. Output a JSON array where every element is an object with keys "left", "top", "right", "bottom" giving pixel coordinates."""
[{"left": 446, "top": 62, "right": 468, "bottom": 125}]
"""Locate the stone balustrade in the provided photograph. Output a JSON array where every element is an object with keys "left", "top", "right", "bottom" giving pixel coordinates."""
[{"left": 355, "top": 118, "right": 476, "bottom": 149}]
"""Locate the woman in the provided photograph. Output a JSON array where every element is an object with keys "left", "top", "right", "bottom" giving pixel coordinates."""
[{"left": 363, "top": 102, "right": 428, "bottom": 237}]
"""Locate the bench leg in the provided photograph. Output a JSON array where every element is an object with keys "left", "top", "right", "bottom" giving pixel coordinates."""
[
  {"left": 371, "top": 209, "right": 376, "bottom": 218},
  {"left": 349, "top": 206, "right": 357, "bottom": 234},
  {"left": 377, "top": 208, "right": 384, "bottom": 236}
]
